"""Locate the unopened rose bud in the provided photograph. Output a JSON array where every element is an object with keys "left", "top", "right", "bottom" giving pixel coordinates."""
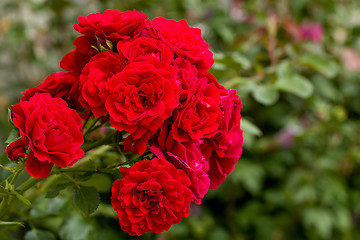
[{"left": 6, "top": 139, "right": 27, "bottom": 161}]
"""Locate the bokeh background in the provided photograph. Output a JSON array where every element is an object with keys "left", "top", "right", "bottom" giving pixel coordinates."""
[{"left": 1, "top": 0, "right": 360, "bottom": 239}]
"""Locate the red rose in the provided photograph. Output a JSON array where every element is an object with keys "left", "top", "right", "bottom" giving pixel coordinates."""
[
  {"left": 201, "top": 89, "right": 243, "bottom": 188},
  {"left": 74, "top": 9, "right": 148, "bottom": 43},
  {"left": 198, "top": 70, "right": 226, "bottom": 92},
  {"left": 79, "top": 51, "right": 127, "bottom": 117},
  {"left": 60, "top": 36, "right": 98, "bottom": 73},
  {"left": 171, "top": 78, "right": 222, "bottom": 142},
  {"left": 150, "top": 120, "right": 210, "bottom": 204},
  {"left": 6, "top": 139, "right": 26, "bottom": 161},
  {"left": 173, "top": 58, "right": 199, "bottom": 102},
  {"left": 105, "top": 58, "right": 179, "bottom": 154},
  {"left": 148, "top": 17, "right": 214, "bottom": 70},
  {"left": 119, "top": 37, "right": 174, "bottom": 64},
  {"left": 21, "top": 71, "right": 82, "bottom": 110},
  {"left": 11, "top": 93, "right": 84, "bottom": 179},
  {"left": 111, "top": 158, "right": 193, "bottom": 236}
]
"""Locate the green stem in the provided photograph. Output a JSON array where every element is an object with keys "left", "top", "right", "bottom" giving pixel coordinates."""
[
  {"left": 81, "top": 132, "right": 116, "bottom": 152},
  {"left": 0, "top": 196, "right": 10, "bottom": 219},
  {"left": 82, "top": 113, "right": 93, "bottom": 130},
  {"left": 10, "top": 162, "right": 25, "bottom": 186},
  {"left": 59, "top": 168, "right": 116, "bottom": 174},
  {"left": 61, "top": 173, "right": 80, "bottom": 189},
  {"left": 16, "top": 177, "right": 41, "bottom": 194},
  {"left": 83, "top": 117, "right": 102, "bottom": 137}
]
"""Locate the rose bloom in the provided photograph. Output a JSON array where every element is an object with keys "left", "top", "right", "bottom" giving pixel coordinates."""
[
  {"left": 201, "top": 89, "right": 243, "bottom": 188},
  {"left": 105, "top": 57, "right": 179, "bottom": 154},
  {"left": 11, "top": 93, "right": 84, "bottom": 179},
  {"left": 118, "top": 37, "right": 174, "bottom": 64},
  {"left": 21, "top": 71, "right": 82, "bottom": 110},
  {"left": 74, "top": 9, "right": 148, "bottom": 43},
  {"left": 60, "top": 36, "right": 98, "bottom": 73},
  {"left": 171, "top": 77, "right": 222, "bottom": 142},
  {"left": 6, "top": 139, "right": 26, "bottom": 161},
  {"left": 173, "top": 58, "right": 199, "bottom": 102},
  {"left": 79, "top": 51, "right": 127, "bottom": 117},
  {"left": 150, "top": 120, "right": 210, "bottom": 204},
  {"left": 111, "top": 158, "right": 193, "bottom": 236},
  {"left": 148, "top": 17, "right": 214, "bottom": 70}
]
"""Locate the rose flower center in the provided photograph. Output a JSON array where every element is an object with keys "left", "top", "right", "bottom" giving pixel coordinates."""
[{"left": 136, "top": 181, "right": 163, "bottom": 209}]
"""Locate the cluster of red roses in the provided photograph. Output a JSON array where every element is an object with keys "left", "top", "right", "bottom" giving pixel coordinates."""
[{"left": 6, "top": 10, "right": 243, "bottom": 236}]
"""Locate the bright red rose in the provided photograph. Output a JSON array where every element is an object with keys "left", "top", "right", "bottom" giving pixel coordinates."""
[
  {"left": 119, "top": 37, "right": 174, "bottom": 64},
  {"left": 105, "top": 58, "right": 179, "bottom": 154},
  {"left": 6, "top": 139, "right": 27, "bottom": 161},
  {"left": 198, "top": 70, "right": 226, "bottom": 92},
  {"left": 148, "top": 17, "right": 214, "bottom": 70},
  {"left": 11, "top": 93, "right": 84, "bottom": 179},
  {"left": 111, "top": 158, "right": 193, "bottom": 236},
  {"left": 171, "top": 78, "right": 222, "bottom": 142},
  {"left": 60, "top": 36, "right": 98, "bottom": 73},
  {"left": 150, "top": 120, "right": 210, "bottom": 204},
  {"left": 201, "top": 89, "right": 243, "bottom": 189},
  {"left": 79, "top": 51, "right": 127, "bottom": 117},
  {"left": 21, "top": 71, "right": 82, "bottom": 110},
  {"left": 74, "top": 9, "right": 148, "bottom": 42},
  {"left": 173, "top": 58, "right": 199, "bottom": 102}
]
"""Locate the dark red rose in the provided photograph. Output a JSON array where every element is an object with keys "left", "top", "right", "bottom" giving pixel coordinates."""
[
  {"left": 79, "top": 51, "right": 127, "bottom": 117},
  {"left": 60, "top": 36, "right": 98, "bottom": 73},
  {"left": 118, "top": 37, "right": 174, "bottom": 64},
  {"left": 111, "top": 158, "right": 193, "bottom": 236},
  {"left": 201, "top": 89, "right": 243, "bottom": 189},
  {"left": 105, "top": 58, "right": 179, "bottom": 154},
  {"left": 74, "top": 9, "right": 148, "bottom": 43},
  {"left": 150, "top": 120, "right": 210, "bottom": 204},
  {"left": 148, "top": 17, "right": 214, "bottom": 70},
  {"left": 21, "top": 71, "right": 82, "bottom": 110},
  {"left": 171, "top": 78, "right": 222, "bottom": 142},
  {"left": 11, "top": 93, "right": 84, "bottom": 179},
  {"left": 6, "top": 139, "right": 26, "bottom": 161}
]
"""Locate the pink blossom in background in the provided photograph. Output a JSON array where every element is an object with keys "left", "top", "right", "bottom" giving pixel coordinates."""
[{"left": 300, "top": 23, "right": 324, "bottom": 43}]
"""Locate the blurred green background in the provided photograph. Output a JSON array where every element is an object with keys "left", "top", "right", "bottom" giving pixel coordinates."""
[{"left": 1, "top": 0, "right": 360, "bottom": 239}]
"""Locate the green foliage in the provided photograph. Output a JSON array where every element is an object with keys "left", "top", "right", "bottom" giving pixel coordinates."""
[
  {"left": 24, "top": 229, "right": 57, "bottom": 240},
  {"left": 73, "top": 186, "right": 100, "bottom": 216}
]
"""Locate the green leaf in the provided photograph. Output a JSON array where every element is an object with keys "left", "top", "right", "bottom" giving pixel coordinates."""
[
  {"left": 0, "top": 221, "right": 24, "bottom": 227},
  {"left": 299, "top": 53, "right": 339, "bottom": 78},
  {"left": 292, "top": 185, "right": 316, "bottom": 204},
  {"left": 276, "top": 74, "right": 314, "bottom": 98},
  {"left": 252, "top": 85, "right": 279, "bottom": 105},
  {"left": 45, "top": 183, "right": 72, "bottom": 199},
  {"left": 59, "top": 212, "right": 95, "bottom": 240},
  {"left": 303, "top": 207, "right": 334, "bottom": 239},
  {"left": 24, "top": 229, "right": 56, "bottom": 240},
  {"left": 276, "top": 60, "right": 295, "bottom": 77},
  {"left": 11, "top": 189, "right": 31, "bottom": 206},
  {"left": 230, "top": 53, "right": 252, "bottom": 70},
  {"left": 5, "top": 129, "right": 19, "bottom": 145},
  {"left": 73, "top": 186, "right": 100, "bottom": 215},
  {"left": 8, "top": 108, "right": 14, "bottom": 126},
  {"left": 0, "top": 153, "right": 10, "bottom": 165},
  {"left": 105, "top": 39, "right": 113, "bottom": 50},
  {"left": 334, "top": 207, "right": 351, "bottom": 231},
  {"left": 241, "top": 118, "right": 262, "bottom": 136},
  {"left": 81, "top": 174, "right": 112, "bottom": 193},
  {"left": 232, "top": 161, "right": 264, "bottom": 195}
]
